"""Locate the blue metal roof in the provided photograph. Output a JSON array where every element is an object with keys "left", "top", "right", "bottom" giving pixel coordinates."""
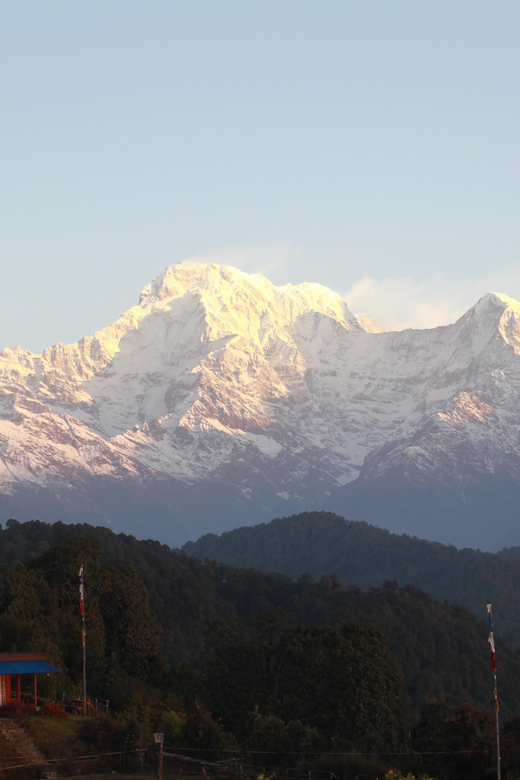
[{"left": 0, "top": 660, "right": 59, "bottom": 675}]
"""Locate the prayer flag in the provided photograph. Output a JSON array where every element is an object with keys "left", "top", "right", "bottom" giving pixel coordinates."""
[
  {"left": 79, "top": 565, "right": 86, "bottom": 648},
  {"left": 79, "top": 565, "right": 84, "bottom": 615},
  {"left": 487, "top": 603, "right": 499, "bottom": 712}
]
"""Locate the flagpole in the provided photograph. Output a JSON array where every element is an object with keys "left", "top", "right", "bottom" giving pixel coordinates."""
[
  {"left": 496, "top": 707, "right": 501, "bottom": 780},
  {"left": 487, "top": 603, "right": 501, "bottom": 780},
  {"left": 79, "top": 565, "right": 87, "bottom": 716}
]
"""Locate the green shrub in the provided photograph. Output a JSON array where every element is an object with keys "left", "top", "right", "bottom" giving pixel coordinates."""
[{"left": 161, "top": 709, "right": 186, "bottom": 746}]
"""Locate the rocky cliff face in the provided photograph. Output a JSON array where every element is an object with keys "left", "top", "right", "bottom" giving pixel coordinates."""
[{"left": 2, "top": 262, "right": 520, "bottom": 549}]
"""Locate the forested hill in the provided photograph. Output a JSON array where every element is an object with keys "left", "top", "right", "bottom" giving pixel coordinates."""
[
  {"left": 1, "top": 517, "right": 519, "bottom": 718},
  {"left": 499, "top": 545, "right": 520, "bottom": 562},
  {"left": 183, "top": 511, "right": 520, "bottom": 645}
]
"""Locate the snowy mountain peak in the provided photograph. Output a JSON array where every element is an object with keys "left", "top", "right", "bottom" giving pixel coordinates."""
[
  {"left": 137, "top": 261, "right": 362, "bottom": 335},
  {"left": 139, "top": 261, "right": 243, "bottom": 305},
  {"left": 488, "top": 292, "right": 520, "bottom": 327},
  {"left": 454, "top": 291, "right": 520, "bottom": 354},
  {"left": 3, "top": 263, "right": 520, "bottom": 550},
  {"left": 467, "top": 291, "right": 520, "bottom": 316}
]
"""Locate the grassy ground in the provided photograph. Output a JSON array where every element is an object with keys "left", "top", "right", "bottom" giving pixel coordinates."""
[
  {"left": 25, "top": 714, "right": 96, "bottom": 764},
  {"left": 4, "top": 717, "right": 198, "bottom": 779},
  {"left": 26, "top": 715, "right": 91, "bottom": 745},
  {"left": 21, "top": 714, "right": 131, "bottom": 776}
]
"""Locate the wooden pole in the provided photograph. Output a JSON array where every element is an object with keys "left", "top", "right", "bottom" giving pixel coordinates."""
[
  {"left": 495, "top": 705, "right": 501, "bottom": 780},
  {"left": 82, "top": 636, "right": 87, "bottom": 716},
  {"left": 158, "top": 741, "right": 163, "bottom": 780},
  {"left": 487, "top": 604, "right": 501, "bottom": 780},
  {"left": 80, "top": 564, "right": 87, "bottom": 716}
]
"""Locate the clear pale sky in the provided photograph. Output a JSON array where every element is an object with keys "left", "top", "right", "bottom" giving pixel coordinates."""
[{"left": 1, "top": 1, "right": 519, "bottom": 352}]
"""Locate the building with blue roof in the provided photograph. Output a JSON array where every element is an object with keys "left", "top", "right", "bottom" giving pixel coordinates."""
[{"left": 0, "top": 653, "right": 59, "bottom": 710}]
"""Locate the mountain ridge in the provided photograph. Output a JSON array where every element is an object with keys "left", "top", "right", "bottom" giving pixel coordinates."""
[{"left": 2, "top": 261, "right": 520, "bottom": 548}]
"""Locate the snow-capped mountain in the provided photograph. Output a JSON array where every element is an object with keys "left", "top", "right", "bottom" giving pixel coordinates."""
[{"left": 2, "top": 261, "right": 520, "bottom": 550}]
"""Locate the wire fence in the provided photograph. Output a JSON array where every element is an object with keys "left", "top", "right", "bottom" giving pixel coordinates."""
[
  {"left": 0, "top": 747, "right": 141, "bottom": 775},
  {"left": 0, "top": 738, "right": 514, "bottom": 779}
]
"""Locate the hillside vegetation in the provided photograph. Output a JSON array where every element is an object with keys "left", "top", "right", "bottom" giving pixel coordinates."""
[
  {"left": 0, "top": 517, "right": 516, "bottom": 717},
  {"left": 2, "top": 518, "right": 520, "bottom": 779},
  {"left": 184, "top": 510, "right": 520, "bottom": 644}
]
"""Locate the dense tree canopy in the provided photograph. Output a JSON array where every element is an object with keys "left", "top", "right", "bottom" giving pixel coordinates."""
[
  {"left": 276, "top": 624, "right": 403, "bottom": 749},
  {"left": 184, "top": 510, "right": 520, "bottom": 645},
  {"left": 0, "top": 535, "right": 164, "bottom": 702},
  {"left": 0, "top": 519, "right": 515, "bottom": 780},
  {"left": 0, "top": 518, "right": 517, "bottom": 717}
]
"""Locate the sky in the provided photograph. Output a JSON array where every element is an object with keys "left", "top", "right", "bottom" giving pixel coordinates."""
[{"left": 1, "top": 1, "right": 519, "bottom": 352}]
